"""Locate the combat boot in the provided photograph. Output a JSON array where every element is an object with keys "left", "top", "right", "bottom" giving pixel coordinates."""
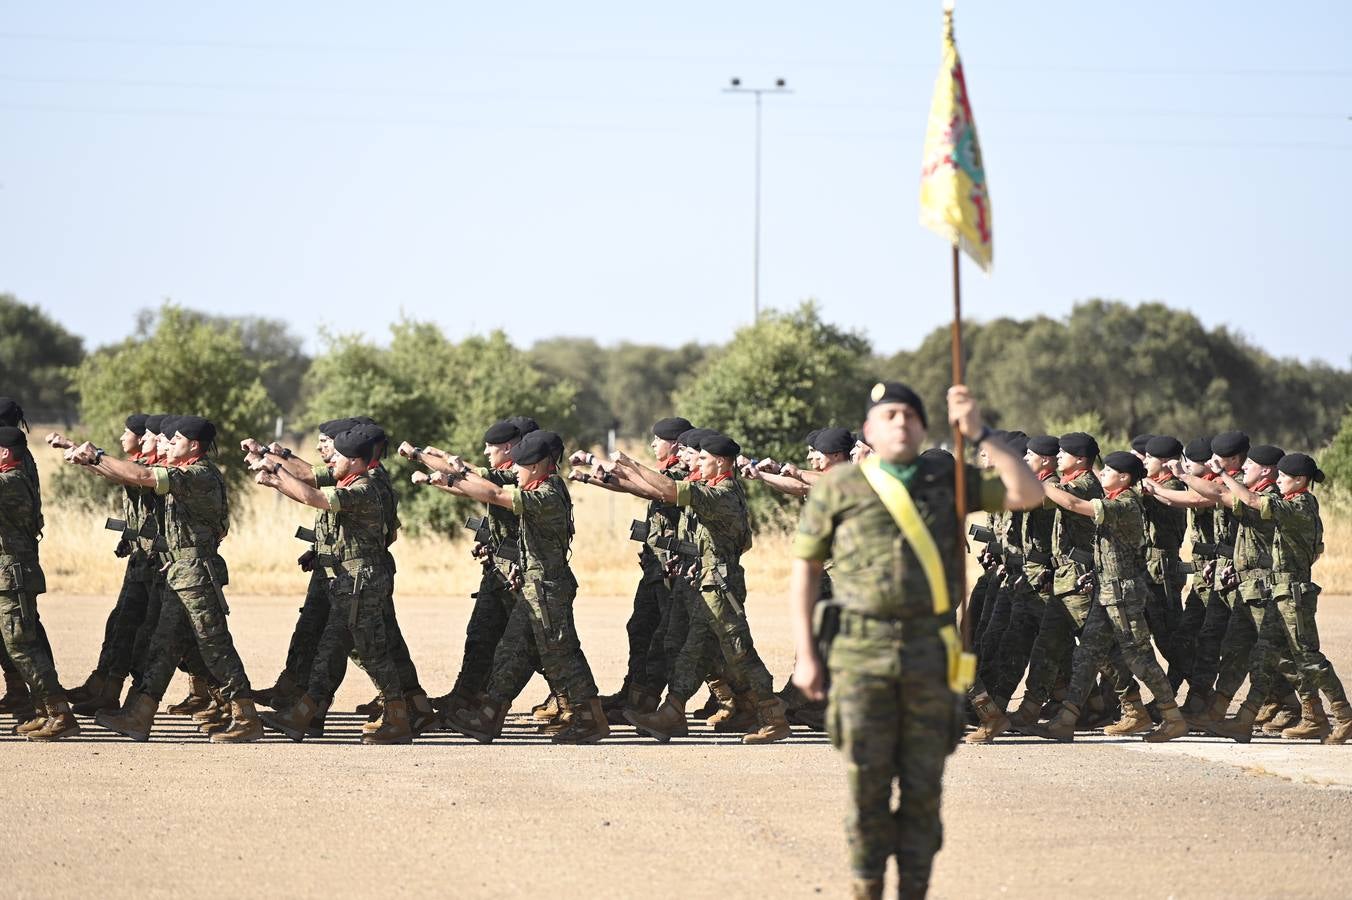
[
  {"left": 14, "top": 700, "right": 48, "bottom": 735},
  {"left": 610, "top": 686, "right": 659, "bottom": 726},
  {"left": 625, "top": 694, "right": 689, "bottom": 742},
  {"left": 1007, "top": 697, "right": 1042, "bottom": 732},
  {"left": 66, "top": 671, "right": 104, "bottom": 707},
  {"left": 787, "top": 702, "right": 826, "bottom": 731},
  {"left": 1187, "top": 690, "right": 1231, "bottom": 730},
  {"left": 436, "top": 691, "right": 479, "bottom": 728},
  {"left": 1038, "top": 687, "right": 1067, "bottom": 719},
  {"left": 95, "top": 692, "right": 158, "bottom": 741},
  {"left": 363, "top": 698, "right": 413, "bottom": 744},
  {"left": 1103, "top": 694, "right": 1154, "bottom": 736},
  {"left": 552, "top": 697, "right": 610, "bottom": 744},
  {"left": 166, "top": 675, "right": 212, "bottom": 715},
  {"left": 1143, "top": 700, "right": 1188, "bottom": 742},
  {"left": 259, "top": 693, "right": 322, "bottom": 742},
  {"left": 1323, "top": 701, "right": 1352, "bottom": 745},
  {"left": 0, "top": 669, "right": 32, "bottom": 713},
  {"left": 446, "top": 697, "right": 508, "bottom": 744},
  {"left": 693, "top": 680, "right": 730, "bottom": 720},
  {"left": 1253, "top": 690, "right": 1291, "bottom": 727},
  {"left": 851, "top": 878, "right": 884, "bottom": 900},
  {"left": 1262, "top": 696, "right": 1304, "bottom": 734},
  {"left": 1205, "top": 700, "right": 1258, "bottom": 743},
  {"left": 711, "top": 692, "right": 759, "bottom": 733},
  {"left": 1179, "top": 684, "right": 1211, "bottom": 721},
  {"left": 537, "top": 695, "right": 574, "bottom": 736},
  {"left": 1031, "top": 701, "right": 1079, "bottom": 742},
  {"left": 742, "top": 696, "right": 791, "bottom": 744},
  {"left": 25, "top": 698, "right": 80, "bottom": 742},
  {"left": 965, "top": 692, "right": 1010, "bottom": 743},
  {"left": 211, "top": 698, "right": 263, "bottom": 743},
  {"left": 355, "top": 694, "right": 383, "bottom": 718},
  {"left": 252, "top": 672, "right": 300, "bottom": 710},
  {"left": 1281, "top": 698, "right": 1331, "bottom": 740},
  {"left": 406, "top": 690, "right": 439, "bottom": 736},
  {"left": 199, "top": 702, "right": 234, "bottom": 735},
  {"left": 597, "top": 678, "right": 630, "bottom": 714},
  {"left": 530, "top": 691, "right": 560, "bottom": 721},
  {"left": 74, "top": 674, "right": 125, "bottom": 716}
]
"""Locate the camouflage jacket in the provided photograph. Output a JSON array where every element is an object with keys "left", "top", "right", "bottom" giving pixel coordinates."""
[
  {"left": 1143, "top": 475, "right": 1187, "bottom": 553},
  {"left": 675, "top": 473, "right": 752, "bottom": 595},
  {"left": 1261, "top": 490, "right": 1323, "bottom": 584},
  {"left": 0, "top": 464, "right": 46, "bottom": 595},
  {"left": 509, "top": 473, "right": 575, "bottom": 585},
  {"left": 475, "top": 464, "right": 520, "bottom": 576},
  {"left": 1018, "top": 472, "right": 1059, "bottom": 583},
  {"left": 1091, "top": 491, "right": 1148, "bottom": 597},
  {"left": 311, "top": 464, "right": 339, "bottom": 554},
  {"left": 321, "top": 473, "right": 391, "bottom": 572},
  {"left": 1050, "top": 469, "right": 1104, "bottom": 595},
  {"left": 1231, "top": 482, "right": 1281, "bottom": 576},
  {"left": 1187, "top": 497, "right": 1217, "bottom": 559},
  {"left": 643, "top": 458, "right": 690, "bottom": 568},
  {"left": 794, "top": 455, "right": 1006, "bottom": 621},
  {"left": 153, "top": 458, "right": 231, "bottom": 591},
  {"left": 21, "top": 453, "right": 42, "bottom": 535},
  {"left": 122, "top": 459, "right": 164, "bottom": 578}
]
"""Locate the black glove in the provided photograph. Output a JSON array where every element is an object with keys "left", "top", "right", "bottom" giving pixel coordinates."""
[
  {"left": 298, "top": 549, "right": 316, "bottom": 572},
  {"left": 114, "top": 538, "right": 132, "bottom": 559}
]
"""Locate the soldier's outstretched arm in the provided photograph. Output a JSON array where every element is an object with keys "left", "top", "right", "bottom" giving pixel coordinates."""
[
  {"left": 1215, "top": 470, "right": 1253, "bottom": 509},
  {"left": 261, "top": 464, "right": 331, "bottom": 510},
  {"left": 445, "top": 469, "right": 514, "bottom": 509},
  {"left": 948, "top": 385, "right": 1043, "bottom": 510},
  {"left": 607, "top": 464, "right": 668, "bottom": 502},
  {"left": 748, "top": 468, "right": 811, "bottom": 498},
  {"left": 67, "top": 443, "right": 156, "bottom": 488},
  {"left": 789, "top": 558, "right": 826, "bottom": 701},
  {"left": 1041, "top": 481, "right": 1095, "bottom": 518},
  {"left": 1141, "top": 478, "right": 1216, "bottom": 509},
  {"left": 612, "top": 453, "right": 678, "bottom": 501}
]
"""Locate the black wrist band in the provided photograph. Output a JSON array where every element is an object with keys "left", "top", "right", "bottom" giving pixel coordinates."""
[{"left": 973, "top": 426, "right": 993, "bottom": 446}]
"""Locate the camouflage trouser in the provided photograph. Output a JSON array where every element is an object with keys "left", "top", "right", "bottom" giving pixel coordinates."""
[
  {"left": 93, "top": 561, "right": 155, "bottom": 680},
  {"left": 974, "top": 579, "right": 1015, "bottom": 690},
  {"left": 1214, "top": 586, "right": 1260, "bottom": 698},
  {"left": 1173, "top": 578, "right": 1210, "bottom": 689},
  {"left": 1065, "top": 591, "right": 1175, "bottom": 711},
  {"left": 308, "top": 566, "right": 402, "bottom": 702},
  {"left": 668, "top": 576, "right": 773, "bottom": 700},
  {"left": 278, "top": 568, "right": 330, "bottom": 690},
  {"left": 1238, "top": 599, "right": 1308, "bottom": 708},
  {"left": 1244, "top": 585, "right": 1345, "bottom": 707},
  {"left": 828, "top": 619, "right": 959, "bottom": 893},
  {"left": 140, "top": 572, "right": 251, "bottom": 702},
  {"left": 988, "top": 583, "right": 1048, "bottom": 702},
  {"left": 486, "top": 575, "right": 598, "bottom": 706},
  {"left": 1022, "top": 592, "right": 1137, "bottom": 707},
  {"left": 970, "top": 571, "right": 1001, "bottom": 649},
  {"left": 448, "top": 568, "right": 514, "bottom": 700},
  {"left": 622, "top": 557, "right": 670, "bottom": 694},
  {"left": 645, "top": 572, "right": 692, "bottom": 694},
  {"left": 1143, "top": 575, "right": 1191, "bottom": 691},
  {"left": 1188, "top": 585, "right": 1232, "bottom": 693},
  {"left": 0, "top": 590, "right": 62, "bottom": 702}
]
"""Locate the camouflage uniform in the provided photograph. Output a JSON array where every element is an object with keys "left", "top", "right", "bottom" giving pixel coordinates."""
[
  {"left": 1213, "top": 482, "right": 1280, "bottom": 698},
  {"left": 1141, "top": 475, "right": 1192, "bottom": 688},
  {"left": 484, "top": 474, "right": 598, "bottom": 706},
  {"left": 974, "top": 511, "right": 1021, "bottom": 694},
  {"left": 1062, "top": 490, "right": 1175, "bottom": 711},
  {"left": 92, "top": 465, "right": 161, "bottom": 681},
  {"left": 1188, "top": 475, "right": 1241, "bottom": 694},
  {"left": 136, "top": 458, "right": 253, "bottom": 702},
  {"left": 647, "top": 474, "right": 702, "bottom": 692},
  {"left": 447, "top": 464, "right": 521, "bottom": 701},
  {"left": 987, "top": 472, "right": 1059, "bottom": 702},
  {"left": 794, "top": 455, "right": 1006, "bottom": 892},
  {"left": 1178, "top": 494, "right": 1221, "bottom": 694},
  {"left": 304, "top": 473, "right": 403, "bottom": 702},
  {"left": 624, "top": 457, "right": 689, "bottom": 696},
  {"left": 0, "top": 462, "right": 63, "bottom": 702},
  {"left": 666, "top": 473, "right": 774, "bottom": 700}
]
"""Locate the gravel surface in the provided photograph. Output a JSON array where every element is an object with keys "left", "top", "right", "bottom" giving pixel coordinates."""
[{"left": 2, "top": 592, "right": 1349, "bottom": 899}]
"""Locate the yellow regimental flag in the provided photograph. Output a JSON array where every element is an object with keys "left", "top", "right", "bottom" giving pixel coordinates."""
[{"left": 919, "top": 3, "right": 992, "bottom": 272}]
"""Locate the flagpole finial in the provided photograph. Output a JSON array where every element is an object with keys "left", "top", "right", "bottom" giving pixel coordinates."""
[{"left": 943, "top": 0, "right": 954, "bottom": 11}]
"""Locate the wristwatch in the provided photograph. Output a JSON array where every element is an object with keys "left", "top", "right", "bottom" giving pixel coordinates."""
[{"left": 973, "top": 426, "right": 993, "bottom": 446}]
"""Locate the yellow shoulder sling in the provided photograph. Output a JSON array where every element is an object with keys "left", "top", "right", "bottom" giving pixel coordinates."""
[{"left": 859, "top": 456, "right": 976, "bottom": 692}]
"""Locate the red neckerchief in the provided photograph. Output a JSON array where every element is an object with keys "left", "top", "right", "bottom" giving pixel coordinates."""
[
  {"left": 339, "top": 470, "right": 364, "bottom": 488},
  {"left": 494, "top": 460, "right": 513, "bottom": 471},
  {"left": 1201, "top": 470, "right": 1220, "bottom": 481},
  {"left": 705, "top": 471, "right": 733, "bottom": 487},
  {"left": 1250, "top": 477, "right": 1277, "bottom": 495},
  {"left": 128, "top": 450, "right": 143, "bottom": 463},
  {"left": 367, "top": 460, "right": 383, "bottom": 473},
  {"left": 659, "top": 455, "right": 680, "bottom": 471},
  {"left": 0, "top": 458, "right": 21, "bottom": 474},
  {"left": 1283, "top": 487, "right": 1308, "bottom": 500},
  {"left": 171, "top": 453, "right": 204, "bottom": 469},
  {"left": 1226, "top": 468, "right": 1243, "bottom": 478},
  {"left": 1062, "top": 466, "right": 1089, "bottom": 483},
  {"left": 687, "top": 470, "right": 705, "bottom": 483},
  {"left": 521, "top": 467, "right": 556, "bottom": 492},
  {"left": 1037, "top": 468, "right": 1055, "bottom": 482},
  {"left": 1150, "top": 470, "right": 1174, "bottom": 485},
  {"left": 1105, "top": 486, "right": 1131, "bottom": 501}
]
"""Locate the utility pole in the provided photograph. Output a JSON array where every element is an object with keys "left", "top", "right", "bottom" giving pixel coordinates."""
[{"left": 723, "top": 77, "right": 792, "bottom": 322}]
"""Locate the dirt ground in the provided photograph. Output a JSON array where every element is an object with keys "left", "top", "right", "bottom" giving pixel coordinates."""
[{"left": 2, "top": 590, "right": 1350, "bottom": 900}]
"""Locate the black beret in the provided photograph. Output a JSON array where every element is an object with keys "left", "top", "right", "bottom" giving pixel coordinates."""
[
  {"left": 1211, "top": 431, "right": 1250, "bottom": 459},
  {"left": 1184, "top": 437, "right": 1213, "bottom": 464},
  {"left": 0, "top": 425, "right": 27, "bottom": 449},
  {"left": 1279, "top": 452, "right": 1325, "bottom": 483},
  {"left": 173, "top": 416, "right": 217, "bottom": 446},
  {"left": 0, "top": 398, "right": 26, "bottom": 430},
  {"left": 509, "top": 430, "right": 560, "bottom": 466},
  {"left": 333, "top": 426, "right": 380, "bottom": 462},
  {"left": 125, "top": 413, "right": 149, "bottom": 436},
  {"left": 1028, "top": 435, "right": 1060, "bottom": 457},
  {"left": 144, "top": 414, "right": 167, "bottom": 436},
  {"left": 811, "top": 427, "right": 854, "bottom": 455},
  {"left": 506, "top": 416, "right": 539, "bottom": 437},
  {"left": 1003, "top": 430, "right": 1029, "bottom": 457},
  {"left": 653, "top": 417, "right": 693, "bottom": 441},
  {"left": 701, "top": 433, "right": 741, "bottom": 459},
  {"left": 483, "top": 421, "right": 520, "bottom": 445},
  {"left": 160, "top": 416, "right": 182, "bottom": 439},
  {"left": 1130, "top": 434, "right": 1155, "bottom": 455},
  {"left": 1145, "top": 435, "right": 1183, "bottom": 460},
  {"left": 920, "top": 447, "right": 956, "bottom": 475},
  {"left": 677, "top": 428, "right": 715, "bottom": 450},
  {"left": 867, "top": 382, "right": 927, "bottom": 427},
  {"left": 804, "top": 428, "right": 822, "bottom": 446},
  {"left": 319, "top": 417, "right": 358, "bottom": 438},
  {"left": 1103, "top": 450, "right": 1146, "bottom": 483},
  {"left": 350, "top": 416, "right": 377, "bottom": 427},
  {"left": 1249, "top": 444, "right": 1284, "bottom": 467},
  {"left": 1059, "top": 432, "right": 1099, "bottom": 460}
]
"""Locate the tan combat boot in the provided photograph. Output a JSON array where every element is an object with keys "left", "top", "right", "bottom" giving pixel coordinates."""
[
  {"left": 965, "top": 692, "right": 1011, "bottom": 743},
  {"left": 363, "top": 698, "right": 413, "bottom": 744},
  {"left": 552, "top": 696, "right": 610, "bottom": 744},
  {"left": 1178, "top": 685, "right": 1210, "bottom": 721},
  {"left": 252, "top": 672, "right": 300, "bottom": 710},
  {"left": 66, "top": 671, "right": 104, "bottom": 707},
  {"left": 259, "top": 693, "right": 322, "bottom": 742},
  {"left": 1205, "top": 699, "right": 1258, "bottom": 743},
  {"left": 530, "top": 691, "right": 559, "bottom": 721},
  {"left": 1032, "top": 701, "right": 1080, "bottom": 742},
  {"left": 74, "top": 674, "right": 125, "bottom": 716},
  {"left": 405, "top": 690, "right": 439, "bottom": 736},
  {"left": 537, "top": 695, "right": 575, "bottom": 736},
  {"left": 711, "top": 692, "right": 760, "bottom": 733},
  {"left": 95, "top": 692, "right": 158, "bottom": 741},
  {"left": 625, "top": 694, "right": 689, "bottom": 742},
  {"left": 1143, "top": 700, "right": 1188, "bottom": 742},
  {"left": 166, "top": 675, "right": 212, "bottom": 715},
  {"left": 1281, "top": 698, "right": 1331, "bottom": 740},
  {"left": 25, "top": 697, "right": 80, "bottom": 742},
  {"left": 0, "top": 669, "right": 32, "bottom": 713},
  {"left": 1103, "top": 693, "right": 1155, "bottom": 736},
  {"left": 743, "top": 696, "right": 791, "bottom": 744},
  {"left": 1187, "top": 689, "right": 1231, "bottom": 730},
  {"left": 1262, "top": 697, "right": 1305, "bottom": 734},
  {"left": 610, "top": 685, "right": 659, "bottom": 726},
  {"left": 694, "top": 679, "right": 732, "bottom": 720},
  {"left": 14, "top": 700, "right": 48, "bottom": 735},
  {"left": 1007, "top": 697, "right": 1042, "bottom": 732},
  {"left": 851, "top": 878, "right": 884, "bottom": 900},
  {"left": 1324, "top": 701, "right": 1352, "bottom": 745},
  {"left": 211, "top": 698, "right": 263, "bottom": 743},
  {"left": 446, "top": 697, "right": 508, "bottom": 744},
  {"left": 1253, "top": 688, "right": 1294, "bottom": 727}
]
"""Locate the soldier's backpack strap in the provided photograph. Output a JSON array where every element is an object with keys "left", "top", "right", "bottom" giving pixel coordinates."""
[{"left": 858, "top": 456, "right": 975, "bottom": 693}]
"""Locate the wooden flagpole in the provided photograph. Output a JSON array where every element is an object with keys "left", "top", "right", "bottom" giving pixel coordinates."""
[{"left": 950, "top": 243, "right": 972, "bottom": 650}]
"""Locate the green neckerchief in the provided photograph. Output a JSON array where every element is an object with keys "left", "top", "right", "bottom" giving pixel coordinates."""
[{"left": 879, "top": 459, "right": 920, "bottom": 490}]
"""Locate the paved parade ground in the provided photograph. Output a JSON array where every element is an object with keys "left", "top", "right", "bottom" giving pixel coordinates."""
[{"left": 2, "top": 593, "right": 1349, "bottom": 899}]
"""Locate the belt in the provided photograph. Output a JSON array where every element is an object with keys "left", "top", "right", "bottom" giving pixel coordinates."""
[
  {"left": 161, "top": 547, "right": 215, "bottom": 562},
  {"left": 316, "top": 555, "right": 378, "bottom": 574},
  {"left": 836, "top": 609, "right": 944, "bottom": 640}
]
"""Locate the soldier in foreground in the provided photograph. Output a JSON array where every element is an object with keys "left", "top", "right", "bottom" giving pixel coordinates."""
[{"left": 788, "top": 382, "right": 1043, "bottom": 900}]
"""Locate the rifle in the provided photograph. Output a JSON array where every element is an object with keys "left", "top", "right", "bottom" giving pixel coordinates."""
[{"left": 464, "top": 516, "right": 522, "bottom": 586}]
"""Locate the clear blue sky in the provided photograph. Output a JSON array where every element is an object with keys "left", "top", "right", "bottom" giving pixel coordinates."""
[{"left": 2, "top": 2, "right": 1349, "bottom": 365}]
